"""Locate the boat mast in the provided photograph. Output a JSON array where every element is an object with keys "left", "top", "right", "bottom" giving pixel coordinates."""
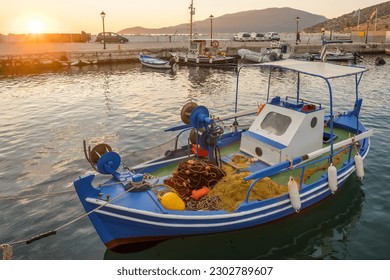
[{"left": 189, "top": 0, "right": 195, "bottom": 41}]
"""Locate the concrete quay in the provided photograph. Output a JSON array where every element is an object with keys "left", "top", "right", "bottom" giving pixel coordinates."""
[{"left": 0, "top": 39, "right": 389, "bottom": 74}]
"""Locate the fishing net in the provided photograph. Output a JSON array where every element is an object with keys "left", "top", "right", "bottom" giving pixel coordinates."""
[
  {"left": 163, "top": 155, "right": 288, "bottom": 212},
  {"left": 159, "top": 148, "right": 350, "bottom": 212},
  {"left": 209, "top": 166, "right": 288, "bottom": 212},
  {"left": 164, "top": 159, "right": 226, "bottom": 199}
]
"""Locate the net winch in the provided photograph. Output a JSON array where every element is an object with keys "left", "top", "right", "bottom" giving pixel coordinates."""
[{"left": 180, "top": 102, "right": 224, "bottom": 165}]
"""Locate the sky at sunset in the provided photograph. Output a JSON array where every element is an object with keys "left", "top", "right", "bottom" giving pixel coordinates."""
[{"left": 0, "top": 0, "right": 386, "bottom": 35}]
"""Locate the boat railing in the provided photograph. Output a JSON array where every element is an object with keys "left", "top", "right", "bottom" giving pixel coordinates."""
[
  {"left": 284, "top": 96, "right": 322, "bottom": 108},
  {"left": 243, "top": 143, "right": 355, "bottom": 204}
]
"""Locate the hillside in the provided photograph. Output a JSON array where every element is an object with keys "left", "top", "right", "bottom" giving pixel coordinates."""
[
  {"left": 118, "top": 7, "right": 327, "bottom": 35},
  {"left": 304, "top": 1, "right": 390, "bottom": 32}
]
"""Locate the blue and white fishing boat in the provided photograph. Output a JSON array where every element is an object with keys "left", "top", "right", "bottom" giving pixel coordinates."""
[
  {"left": 139, "top": 53, "right": 175, "bottom": 69},
  {"left": 74, "top": 59, "right": 373, "bottom": 252}
]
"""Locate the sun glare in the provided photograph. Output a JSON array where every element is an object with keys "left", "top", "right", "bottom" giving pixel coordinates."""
[{"left": 27, "top": 19, "right": 44, "bottom": 33}]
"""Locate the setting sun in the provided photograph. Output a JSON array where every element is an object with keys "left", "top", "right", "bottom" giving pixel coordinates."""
[{"left": 27, "top": 19, "right": 44, "bottom": 33}]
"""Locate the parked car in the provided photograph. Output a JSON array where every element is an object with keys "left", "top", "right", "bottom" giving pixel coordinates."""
[
  {"left": 250, "top": 32, "right": 265, "bottom": 41},
  {"left": 234, "top": 32, "right": 252, "bottom": 42},
  {"left": 95, "top": 32, "right": 129, "bottom": 43},
  {"left": 264, "top": 32, "right": 281, "bottom": 41}
]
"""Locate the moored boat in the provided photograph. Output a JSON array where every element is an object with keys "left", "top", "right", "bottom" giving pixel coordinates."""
[
  {"left": 311, "top": 40, "right": 361, "bottom": 62},
  {"left": 385, "top": 48, "right": 390, "bottom": 55},
  {"left": 139, "top": 53, "right": 175, "bottom": 69},
  {"left": 172, "top": 39, "right": 237, "bottom": 67},
  {"left": 74, "top": 59, "right": 373, "bottom": 252},
  {"left": 238, "top": 42, "right": 291, "bottom": 63}
]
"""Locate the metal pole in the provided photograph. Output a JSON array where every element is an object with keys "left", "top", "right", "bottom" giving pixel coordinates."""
[
  {"left": 209, "top": 15, "right": 214, "bottom": 46},
  {"left": 102, "top": 17, "right": 106, "bottom": 49},
  {"left": 295, "top": 17, "right": 300, "bottom": 45},
  {"left": 100, "top": 11, "right": 106, "bottom": 50},
  {"left": 189, "top": 0, "right": 194, "bottom": 41}
]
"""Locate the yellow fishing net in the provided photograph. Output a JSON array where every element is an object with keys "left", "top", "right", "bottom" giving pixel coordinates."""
[
  {"left": 163, "top": 148, "right": 349, "bottom": 212},
  {"left": 208, "top": 163, "right": 288, "bottom": 212}
]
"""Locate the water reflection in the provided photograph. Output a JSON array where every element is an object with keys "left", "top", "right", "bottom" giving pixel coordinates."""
[{"left": 104, "top": 175, "right": 364, "bottom": 260}]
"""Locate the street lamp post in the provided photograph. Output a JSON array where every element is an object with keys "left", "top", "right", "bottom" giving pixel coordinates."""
[
  {"left": 209, "top": 14, "right": 214, "bottom": 46},
  {"left": 295, "top": 16, "right": 300, "bottom": 45},
  {"left": 100, "top": 11, "right": 106, "bottom": 50},
  {"left": 365, "top": 19, "right": 370, "bottom": 44}
]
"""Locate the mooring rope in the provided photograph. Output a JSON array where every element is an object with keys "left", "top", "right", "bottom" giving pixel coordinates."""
[{"left": 0, "top": 182, "right": 142, "bottom": 260}]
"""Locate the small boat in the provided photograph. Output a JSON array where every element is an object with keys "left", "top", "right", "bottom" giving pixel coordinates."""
[
  {"left": 313, "top": 48, "right": 356, "bottom": 62},
  {"left": 171, "top": 39, "right": 237, "bottom": 67},
  {"left": 139, "top": 53, "right": 175, "bottom": 69},
  {"left": 74, "top": 59, "right": 373, "bottom": 252},
  {"left": 70, "top": 60, "right": 95, "bottom": 67},
  {"left": 238, "top": 42, "right": 291, "bottom": 63},
  {"left": 238, "top": 49, "right": 280, "bottom": 63},
  {"left": 311, "top": 40, "right": 361, "bottom": 62},
  {"left": 385, "top": 48, "right": 390, "bottom": 55}
]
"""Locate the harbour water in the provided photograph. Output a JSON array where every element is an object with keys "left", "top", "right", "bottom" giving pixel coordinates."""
[{"left": 0, "top": 55, "right": 389, "bottom": 260}]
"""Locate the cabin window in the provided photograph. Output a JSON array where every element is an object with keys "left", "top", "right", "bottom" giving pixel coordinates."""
[{"left": 260, "top": 112, "right": 292, "bottom": 136}]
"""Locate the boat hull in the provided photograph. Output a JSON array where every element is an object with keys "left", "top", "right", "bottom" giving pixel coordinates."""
[
  {"left": 74, "top": 145, "right": 367, "bottom": 252},
  {"left": 175, "top": 54, "right": 237, "bottom": 67},
  {"left": 139, "top": 54, "right": 173, "bottom": 69}
]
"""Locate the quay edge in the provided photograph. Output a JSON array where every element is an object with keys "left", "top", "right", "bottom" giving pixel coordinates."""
[{"left": 1, "top": 41, "right": 389, "bottom": 74}]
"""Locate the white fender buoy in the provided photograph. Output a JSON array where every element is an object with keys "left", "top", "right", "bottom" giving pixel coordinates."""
[
  {"left": 196, "top": 58, "right": 200, "bottom": 64},
  {"left": 185, "top": 56, "right": 188, "bottom": 63},
  {"left": 354, "top": 153, "right": 364, "bottom": 179},
  {"left": 288, "top": 176, "right": 301, "bottom": 212},
  {"left": 328, "top": 163, "right": 338, "bottom": 193}
]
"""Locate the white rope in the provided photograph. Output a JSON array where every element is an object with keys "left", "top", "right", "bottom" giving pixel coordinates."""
[
  {"left": 0, "top": 182, "right": 141, "bottom": 258},
  {"left": 54, "top": 184, "right": 137, "bottom": 232}
]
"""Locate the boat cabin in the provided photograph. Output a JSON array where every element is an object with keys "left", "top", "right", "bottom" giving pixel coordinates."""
[
  {"left": 188, "top": 40, "right": 207, "bottom": 56},
  {"left": 240, "top": 97, "right": 324, "bottom": 165}
]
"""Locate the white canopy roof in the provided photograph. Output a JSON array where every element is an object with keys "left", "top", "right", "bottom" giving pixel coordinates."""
[{"left": 260, "top": 59, "right": 367, "bottom": 79}]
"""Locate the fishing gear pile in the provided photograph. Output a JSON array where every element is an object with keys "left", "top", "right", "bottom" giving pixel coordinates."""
[
  {"left": 209, "top": 171, "right": 288, "bottom": 212},
  {"left": 164, "top": 159, "right": 226, "bottom": 200}
]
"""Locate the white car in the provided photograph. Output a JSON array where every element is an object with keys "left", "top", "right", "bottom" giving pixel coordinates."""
[
  {"left": 264, "top": 32, "right": 281, "bottom": 41},
  {"left": 234, "top": 32, "right": 252, "bottom": 42},
  {"left": 250, "top": 32, "right": 265, "bottom": 41}
]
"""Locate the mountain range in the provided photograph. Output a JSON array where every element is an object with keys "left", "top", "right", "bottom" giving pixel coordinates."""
[
  {"left": 304, "top": 1, "right": 390, "bottom": 32},
  {"left": 118, "top": 7, "right": 327, "bottom": 35}
]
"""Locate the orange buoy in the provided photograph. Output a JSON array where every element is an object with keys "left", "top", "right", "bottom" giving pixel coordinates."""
[
  {"left": 191, "top": 186, "right": 209, "bottom": 201},
  {"left": 191, "top": 144, "right": 208, "bottom": 157}
]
